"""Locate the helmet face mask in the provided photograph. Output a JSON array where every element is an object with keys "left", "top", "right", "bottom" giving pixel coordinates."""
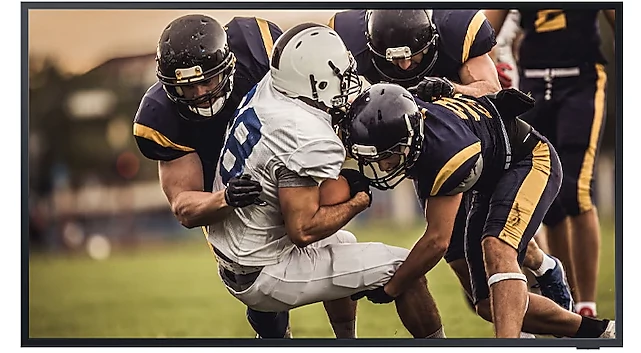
[
  {"left": 340, "top": 83, "right": 425, "bottom": 190},
  {"left": 365, "top": 10, "right": 440, "bottom": 87},
  {"left": 351, "top": 143, "right": 415, "bottom": 190},
  {"left": 155, "top": 14, "right": 237, "bottom": 121}
]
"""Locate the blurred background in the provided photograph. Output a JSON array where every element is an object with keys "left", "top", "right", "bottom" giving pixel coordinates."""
[{"left": 27, "top": 9, "right": 618, "bottom": 339}]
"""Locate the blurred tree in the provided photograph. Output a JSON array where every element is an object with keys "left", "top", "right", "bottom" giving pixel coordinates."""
[{"left": 28, "top": 56, "right": 72, "bottom": 196}]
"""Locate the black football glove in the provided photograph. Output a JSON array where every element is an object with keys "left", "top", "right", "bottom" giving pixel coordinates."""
[
  {"left": 413, "top": 77, "right": 455, "bottom": 102},
  {"left": 224, "top": 174, "right": 265, "bottom": 208},
  {"left": 339, "top": 168, "right": 372, "bottom": 206},
  {"left": 350, "top": 286, "right": 395, "bottom": 304}
]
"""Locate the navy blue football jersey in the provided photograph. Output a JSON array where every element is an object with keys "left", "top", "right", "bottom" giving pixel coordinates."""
[
  {"left": 329, "top": 9, "right": 497, "bottom": 86},
  {"left": 518, "top": 9, "right": 607, "bottom": 68},
  {"left": 133, "top": 17, "right": 282, "bottom": 192},
  {"left": 412, "top": 95, "right": 510, "bottom": 199}
]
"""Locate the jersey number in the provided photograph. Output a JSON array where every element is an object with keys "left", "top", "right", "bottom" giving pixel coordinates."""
[
  {"left": 220, "top": 85, "right": 262, "bottom": 185},
  {"left": 535, "top": 10, "right": 567, "bottom": 33},
  {"left": 432, "top": 97, "right": 492, "bottom": 121}
]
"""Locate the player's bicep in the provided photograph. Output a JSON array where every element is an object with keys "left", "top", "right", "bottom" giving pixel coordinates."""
[
  {"left": 158, "top": 152, "right": 204, "bottom": 204},
  {"left": 458, "top": 54, "right": 501, "bottom": 91},
  {"left": 424, "top": 193, "right": 463, "bottom": 238},
  {"left": 277, "top": 167, "right": 321, "bottom": 237}
]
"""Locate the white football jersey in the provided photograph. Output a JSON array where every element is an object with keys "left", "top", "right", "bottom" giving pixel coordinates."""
[{"left": 208, "top": 75, "right": 346, "bottom": 267}]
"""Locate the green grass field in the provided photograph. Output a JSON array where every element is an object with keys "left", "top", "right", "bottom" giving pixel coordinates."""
[{"left": 28, "top": 221, "right": 616, "bottom": 339}]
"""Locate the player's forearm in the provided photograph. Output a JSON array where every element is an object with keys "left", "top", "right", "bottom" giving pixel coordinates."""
[
  {"left": 171, "top": 190, "right": 232, "bottom": 228},
  {"left": 384, "top": 230, "right": 450, "bottom": 297},
  {"left": 453, "top": 80, "right": 501, "bottom": 97},
  {"left": 292, "top": 193, "right": 369, "bottom": 247}
]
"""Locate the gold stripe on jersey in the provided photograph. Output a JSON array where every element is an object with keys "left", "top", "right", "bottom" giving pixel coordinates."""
[
  {"left": 328, "top": 14, "right": 336, "bottom": 29},
  {"left": 535, "top": 10, "right": 567, "bottom": 33},
  {"left": 256, "top": 18, "right": 275, "bottom": 59},
  {"left": 201, "top": 226, "right": 218, "bottom": 262},
  {"left": 462, "top": 11, "right": 488, "bottom": 63},
  {"left": 133, "top": 123, "right": 195, "bottom": 152},
  {"left": 431, "top": 141, "right": 481, "bottom": 196},
  {"left": 498, "top": 142, "right": 551, "bottom": 249},
  {"left": 577, "top": 63, "right": 607, "bottom": 212}
]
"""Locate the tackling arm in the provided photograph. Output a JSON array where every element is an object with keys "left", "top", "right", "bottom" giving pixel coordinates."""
[
  {"left": 452, "top": 10, "right": 505, "bottom": 96},
  {"left": 383, "top": 193, "right": 463, "bottom": 297},
  {"left": 455, "top": 54, "right": 503, "bottom": 96},
  {"left": 159, "top": 152, "right": 231, "bottom": 229}
]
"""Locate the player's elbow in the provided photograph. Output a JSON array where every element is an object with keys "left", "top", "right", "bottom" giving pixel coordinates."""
[
  {"left": 288, "top": 230, "right": 315, "bottom": 248},
  {"left": 477, "top": 77, "right": 502, "bottom": 94},
  {"left": 171, "top": 203, "right": 199, "bottom": 229},
  {"left": 429, "top": 232, "right": 451, "bottom": 258}
]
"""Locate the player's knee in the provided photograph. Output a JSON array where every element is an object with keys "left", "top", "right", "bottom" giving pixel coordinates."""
[
  {"left": 481, "top": 236, "right": 517, "bottom": 258},
  {"left": 334, "top": 229, "right": 357, "bottom": 244}
]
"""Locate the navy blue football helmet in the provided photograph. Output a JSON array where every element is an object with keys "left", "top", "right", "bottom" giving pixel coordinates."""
[
  {"left": 340, "top": 83, "right": 425, "bottom": 190},
  {"left": 156, "top": 14, "right": 236, "bottom": 120},
  {"left": 366, "top": 10, "right": 439, "bottom": 87}
]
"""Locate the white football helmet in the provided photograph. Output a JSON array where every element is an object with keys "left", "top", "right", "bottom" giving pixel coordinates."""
[{"left": 270, "top": 23, "right": 362, "bottom": 111}]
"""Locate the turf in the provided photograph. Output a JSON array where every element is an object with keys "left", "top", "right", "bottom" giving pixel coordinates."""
[{"left": 28, "top": 220, "right": 616, "bottom": 338}]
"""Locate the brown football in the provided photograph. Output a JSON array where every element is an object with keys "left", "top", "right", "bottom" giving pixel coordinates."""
[{"left": 319, "top": 175, "right": 351, "bottom": 206}]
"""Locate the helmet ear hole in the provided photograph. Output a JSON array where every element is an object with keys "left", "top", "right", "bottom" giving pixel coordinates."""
[{"left": 318, "top": 81, "right": 328, "bottom": 90}]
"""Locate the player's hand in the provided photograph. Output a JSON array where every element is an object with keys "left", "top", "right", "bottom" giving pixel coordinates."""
[
  {"left": 413, "top": 77, "right": 455, "bottom": 102},
  {"left": 350, "top": 286, "right": 395, "bottom": 304},
  {"left": 495, "top": 62, "right": 514, "bottom": 89},
  {"left": 224, "top": 174, "right": 265, "bottom": 208},
  {"left": 339, "top": 168, "right": 372, "bottom": 206}
]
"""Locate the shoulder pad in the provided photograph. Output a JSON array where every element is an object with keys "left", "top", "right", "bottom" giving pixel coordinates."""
[
  {"left": 225, "top": 17, "right": 283, "bottom": 82},
  {"left": 433, "top": 10, "right": 496, "bottom": 64},
  {"left": 329, "top": 10, "right": 376, "bottom": 79},
  {"left": 330, "top": 10, "right": 369, "bottom": 57},
  {"left": 430, "top": 142, "right": 482, "bottom": 197},
  {"left": 445, "top": 153, "right": 483, "bottom": 195},
  {"left": 133, "top": 83, "right": 196, "bottom": 161}
]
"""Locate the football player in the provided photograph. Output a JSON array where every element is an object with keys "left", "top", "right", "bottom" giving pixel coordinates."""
[
  {"left": 132, "top": 14, "right": 296, "bottom": 339},
  {"left": 208, "top": 23, "right": 445, "bottom": 339},
  {"left": 484, "top": 8, "right": 616, "bottom": 318},
  {"left": 340, "top": 82, "right": 615, "bottom": 339},
  {"left": 329, "top": 9, "right": 573, "bottom": 315}
]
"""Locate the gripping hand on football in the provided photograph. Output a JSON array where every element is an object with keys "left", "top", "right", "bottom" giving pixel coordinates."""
[
  {"left": 411, "top": 77, "right": 455, "bottom": 102},
  {"left": 339, "top": 168, "right": 372, "bottom": 207},
  {"left": 224, "top": 174, "right": 265, "bottom": 208}
]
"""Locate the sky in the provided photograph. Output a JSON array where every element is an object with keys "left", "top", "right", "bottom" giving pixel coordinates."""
[{"left": 28, "top": 9, "right": 342, "bottom": 75}]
